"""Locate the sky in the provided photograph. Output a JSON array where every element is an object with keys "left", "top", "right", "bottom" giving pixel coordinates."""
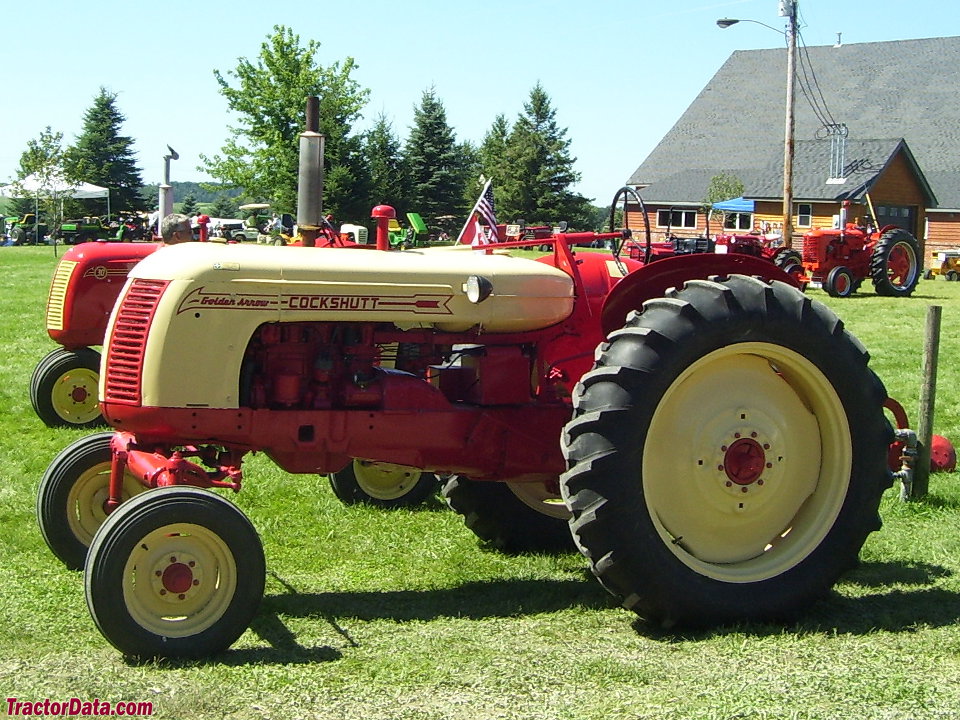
[{"left": 3, "top": 0, "right": 956, "bottom": 208}]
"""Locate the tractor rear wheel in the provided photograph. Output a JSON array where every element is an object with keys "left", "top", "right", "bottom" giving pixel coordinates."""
[
  {"left": 328, "top": 460, "right": 438, "bottom": 508},
  {"left": 442, "top": 476, "right": 573, "bottom": 553},
  {"left": 561, "top": 275, "right": 891, "bottom": 628},
  {"left": 37, "top": 431, "right": 148, "bottom": 569},
  {"left": 824, "top": 265, "right": 855, "bottom": 297},
  {"left": 84, "top": 486, "right": 265, "bottom": 659},
  {"left": 870, "top": 228, "right": 920, "bottom": 296},
  {"left": 30, "top": 347, "right": 103, "bottom": 427},
  {"left": 773, "top": 249, "right": 802, "bottom": 275}
]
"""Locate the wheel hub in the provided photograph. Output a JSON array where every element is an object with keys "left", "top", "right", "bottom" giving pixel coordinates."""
[
  {"left": 723, "top": 437, "right": 766, "bottom": 486},
  {"left": 70, "top": 385, "right": 90, "bottom": 403},
  {"left": 153, "top": 554, "right": 202, "bottom": 600}
]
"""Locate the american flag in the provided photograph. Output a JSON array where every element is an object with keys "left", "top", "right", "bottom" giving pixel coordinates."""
[
  {"left": 474, "top": 179, "right": 498, "bottom": 242},
  {"left": 457, "top": 178, "right": 499, "bottom": 245}
]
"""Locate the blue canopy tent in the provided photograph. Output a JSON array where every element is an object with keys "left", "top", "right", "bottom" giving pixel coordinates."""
[{"left": 712, "top": 197, "right": 755, "bottom": 213}]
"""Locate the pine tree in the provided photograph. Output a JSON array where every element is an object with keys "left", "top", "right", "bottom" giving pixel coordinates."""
[
  {"left": 64, "top": 88, "right": 145, "bottom": 214},
  {"left": 478, "top": 114, "right": 510, "bottom": 209},
  {"left": 501, "top": 84, "right": 590, "bottom": 228},
  {"left": 364, "top": 114, "right": 408, "bottom": 210},
  {"left": 404, "top": 88, "right": 471, "bottom": 231},
  {"left": 210, "top": 195, "right": 238, "bottom": 219},
  {"left": 179, "top": 194, "right": 199, "bottom": 215}
]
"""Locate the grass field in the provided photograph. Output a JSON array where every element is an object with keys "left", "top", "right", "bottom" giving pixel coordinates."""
[{"left": 1, "top": 245, "right": 959, "bottom": 720}]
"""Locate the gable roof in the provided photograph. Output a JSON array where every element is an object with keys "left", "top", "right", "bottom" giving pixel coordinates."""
[
  {"left": 749, "top": 137, "right": 936, "bottom": 204},
  {"left": 628, "top": 36, "right": 960, "bottom": 207}
]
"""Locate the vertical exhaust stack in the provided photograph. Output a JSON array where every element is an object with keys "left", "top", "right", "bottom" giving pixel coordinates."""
[{"left": 297, "top": 96, "right": 325, "bottom": 247}]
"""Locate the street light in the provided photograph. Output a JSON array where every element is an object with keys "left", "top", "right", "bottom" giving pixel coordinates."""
[{"left": 718, "top": 1, "right": 798, "bottom": 246}]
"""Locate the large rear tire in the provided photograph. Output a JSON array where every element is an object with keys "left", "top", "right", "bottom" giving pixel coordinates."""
[
  {"left": 870, "top": 228, "right": 920, "bottom": 297},
  {"left": 84, "top": 487, "right": 265, "bottom": 659},
  {"left": 37, "top": 431, "right": 147, "bottom": 569},
  {"left": 561, "top": 275, "right": 892, "bottom": 628},
  {"left": 328, "top": 459, "right": 438, "bottom": 508},
  {"left": 442, "top": 476, "right": 573, "bottom": 553},
  {"left": 30, "top": 347, "right": 103, "bottom": 427}
]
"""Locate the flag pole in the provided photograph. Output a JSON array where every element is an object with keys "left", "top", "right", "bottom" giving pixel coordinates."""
[{"left": 456, "top": 177, "right": 491, "bottom": 244}]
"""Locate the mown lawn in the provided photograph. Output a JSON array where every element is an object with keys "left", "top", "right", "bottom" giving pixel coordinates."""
[{"left": 1, "top": 245, "right": 959, "bottom": 720}]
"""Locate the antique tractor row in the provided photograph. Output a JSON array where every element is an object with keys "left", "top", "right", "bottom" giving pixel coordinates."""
[
  {"left": 36, "top": 185, "right": 900, "bottom": 659},
  {"left": 32, "top": 224, "right": 444, "bottom": 509},
  {"left": 661, "top": 200, "right": 921, "bottom": 299}
]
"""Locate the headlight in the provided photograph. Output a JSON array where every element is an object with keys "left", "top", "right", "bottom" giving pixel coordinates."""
[{"left": 463, "top": 275, "right": 493, "bottom": 303}]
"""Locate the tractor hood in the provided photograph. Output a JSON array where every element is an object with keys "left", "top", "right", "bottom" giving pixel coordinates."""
[
  {"left": 127, "top": 242, "right": 574, "bottom": 333},
  {"left": 104, "top": 243, "right": 575, "bottom": 410}
]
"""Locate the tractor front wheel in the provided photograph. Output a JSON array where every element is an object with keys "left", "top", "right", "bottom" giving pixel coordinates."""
[
  {"left": 37, "top": 431, "right": 147, "bottom": 569},
  {"left": 328, "top": 460, "right": 438, "bottom": 508},
  {"left": 442, "top": 476, "right": 573, "bottom": 553},
  {"left": 870, "top": 228, "right": 920, "bottom": 296},
  {"left": 824, "top": 265, "right": 855, "bottom": 297},
  {"left": 84, "top": 486, "right": 265, "bottom": 659},
  {"left": 561, "top": 275, "right": 891, "bottom": 628},
  {"left": 30, "top": 347, "right": 103, "bottom": 427}
]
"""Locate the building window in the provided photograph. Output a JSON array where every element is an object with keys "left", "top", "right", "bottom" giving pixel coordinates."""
[
  {"left": 723, "top": 212, "right": 753, "bottom": 231},
  {"left": 797, "top": 203, "right": 812, "bottom": 227},
  {"left": 657, "top": 209, "right": 697, "bottom": 229}
]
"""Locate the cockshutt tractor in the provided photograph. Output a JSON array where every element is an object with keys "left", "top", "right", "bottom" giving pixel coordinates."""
[
  {"left": 34, "top": 223, "right": 431, "bottom": 508},
  {"left": 38, "top": 108, "right": 897, "bottom": 659},
  {"left": 32, "top": 241, "right": 159, "bottom": 428},
  {"left": 797, "top": 201, "right": 921, "bottom": 297}
]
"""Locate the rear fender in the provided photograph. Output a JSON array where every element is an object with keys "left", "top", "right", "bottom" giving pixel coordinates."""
[{"left": 600, "top": 253, "right": 800, "bottom": 336}]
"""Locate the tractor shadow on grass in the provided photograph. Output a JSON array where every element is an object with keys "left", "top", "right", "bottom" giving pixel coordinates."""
[
  {"left": 186, "top": 570, "right": 613, "bottom": 666},
  {"left": 636, "top": 559, "right": 960, "bottom": 643}
]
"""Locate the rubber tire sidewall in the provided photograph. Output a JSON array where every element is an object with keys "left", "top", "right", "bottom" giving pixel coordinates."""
[
  {"left": 30, "top": 347, "right": 103, "bottom": 428},
  {"left": 561, "top": 276, "right": 892, "bottom": 627},
  {"left": 442, "top": 476, "right": 574, "bottom": 553},
  {"left": 37, "top": 431, "right": 119, "bottom": 569},
  {"left": 870, "top": 228, "right": 920, "bottom": 297},
  {"left": 84, "top": 486, "right": 265, "bottom": 659}
]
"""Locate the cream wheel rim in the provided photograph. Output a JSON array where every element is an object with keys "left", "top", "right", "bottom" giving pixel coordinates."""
[
  {"left": 123, "top": 522, "right": 237, "bottom": 638},
  {"left": 66, "top": 463, "right": 145, "bottom": 546},
  {"left": 643, "top": 342, "right": 851, "bottom": 583}
]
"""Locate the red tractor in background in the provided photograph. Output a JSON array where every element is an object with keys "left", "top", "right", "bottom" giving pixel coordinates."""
[
  {"left": 796, "top": 200, "right": 921, "bottom": 298},
  {"left": 31, "top": 221, "right": 372, "bottom": 429},
  {"left": 713, "top": 230, "right": 807, "bottom": 287},
  {"left": 32, "top": 242, "right": 160, "bottom": 428}
]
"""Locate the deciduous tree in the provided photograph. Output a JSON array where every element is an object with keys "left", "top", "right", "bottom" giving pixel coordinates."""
[{"left": 203, "top": 25, "right": 370, "bottom": 220}]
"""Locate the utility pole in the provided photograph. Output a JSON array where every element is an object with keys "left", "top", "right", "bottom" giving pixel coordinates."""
[{"left": 781, "top": 0, "right": 797, "bottom": 246}]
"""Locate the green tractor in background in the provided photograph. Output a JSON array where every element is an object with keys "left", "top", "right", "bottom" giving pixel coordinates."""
[{"left": 388, "top": 212, "right": 429, "bottom": 248}]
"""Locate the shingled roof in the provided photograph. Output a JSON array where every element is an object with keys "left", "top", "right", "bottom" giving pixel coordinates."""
[{"left": 628, "top": 36, "right": 960, "bottom": 208}]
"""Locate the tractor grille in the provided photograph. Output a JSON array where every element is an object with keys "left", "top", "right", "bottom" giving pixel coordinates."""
[
  {"left": 103, "top": 278, "right": 169, "bottom": 405},
  {"left": 795, "top": 234, "right": 816, "bottom": 264},
  {"left": 45, "top": 259, "right": 77, "bottom": 331}
]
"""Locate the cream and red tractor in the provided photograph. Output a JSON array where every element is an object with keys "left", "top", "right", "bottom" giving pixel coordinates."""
[
  {"left": 33, "top": 229, "right": 439, "bottom": 508},
  {"left": 32, "top": 242, "right": 159, "bottom": 429},
  {"left": 34, "top": 168, "right": 903, "bottom": 658}
]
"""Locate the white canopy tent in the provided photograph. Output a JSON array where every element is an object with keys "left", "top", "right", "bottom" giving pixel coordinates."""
[
  {"left": 1, "top": 174, "right": 110, "bottom": 246},
  {"left": 0, "top": 172, "right": 110, "bottom": 214}
]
